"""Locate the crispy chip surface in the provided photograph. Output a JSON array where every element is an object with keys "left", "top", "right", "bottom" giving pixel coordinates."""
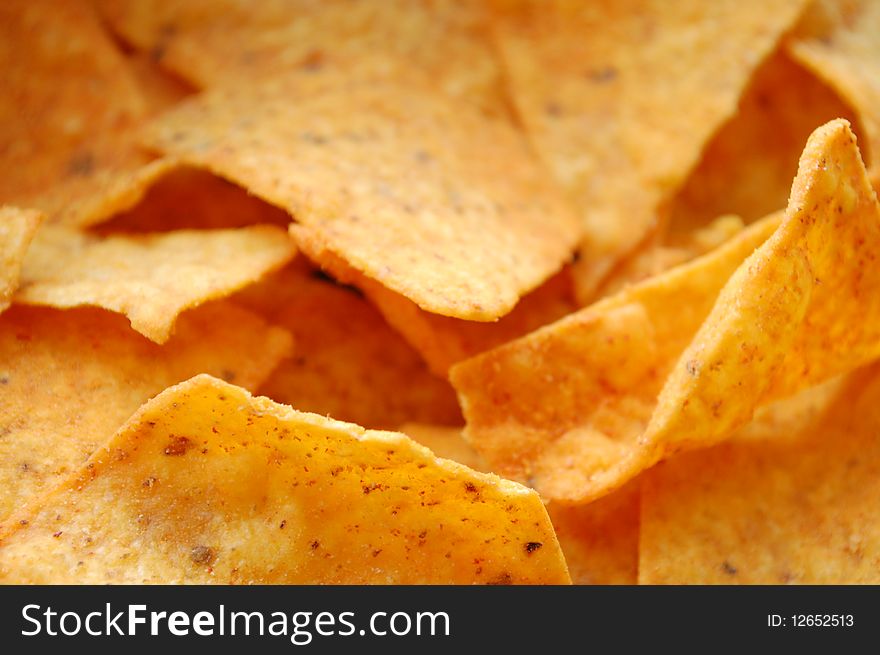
[
  {"left": 640, "top": 368, "right": 880, "bottom": 584},
  {"left": 235, "top": 261, "right": 462, "bottom": 430},
  {"left": 0, "top": 303, "right": 292, "bottom": 523},
  {"left": 490, "top": 0, "right": 808, "bottom": 299},
  {"left": 0, "top": 375, "right": 569, "bottom": 584},
  {"left": 16, "top": 225, "right": 295, "bottom": 342},
  {"left": 0, "top": 206, "right": 42, "bottom": 313},
  {"left": 143, "top": 74, "right": 580, "bottom": 320}
]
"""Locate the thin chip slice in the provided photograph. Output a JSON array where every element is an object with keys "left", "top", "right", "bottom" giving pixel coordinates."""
[
  {"left": 400, "top": 424, "right": 638, "bottom": 584},
  {"left": 0, "top": 375, "right": 570, "bottom": 585},
  {"left": 0, "top": 302, "right": 292, "bottom": 523},
  {"left": 296, "top": 237, "right": 577, "bottom": 376},
  {"left": 96, "top": 0, "right": 505, "bottom": 115},
  {"left": 142, "top": 72, "right": 581, "bottom": 321},
  {"left": 640, "top": 368, "right": 880, "bottom": 584},
  {"left": 788, "top": 0, "right": 880, "bottom": 162},
  {"left": 0, "top": 206, "right": 42, "bottom": 313},
  {"left": 490, "top": 0, "right": 809, "bottom": 299},
  {"left": 235, "top": 261, "right": 462, "bottom": 430},
  {"left": 451, "top": 213, "right": 781, "bottom": 501},
  {"left": 666, "top": 47, "right": 861, "bottom": 241},
  {"left": 16, "top": 225, "right": 296, "bottom": 343},
  {"left": 455, "top": 119, "right": 880, "bottom": 505}
]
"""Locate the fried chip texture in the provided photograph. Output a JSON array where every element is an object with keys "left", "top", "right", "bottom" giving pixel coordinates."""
[
  {"left": 640, "top": 368, "right": 880, "bottom": 584},
  {"left": 0, "top": 303, "right": 293, "bottom": 523},
  {"left": 0, "top": 206, "right": 42, "bottom": 313},
  {"left": 16, "top": 225, "right": 296, "bottom": 342},
  {"left": 235, "top": 262, "right": 462, "bottom": 430},
  {"left": 789, "top": 0, "right": 880, "bottom": 162},
  {"left": 0, "top": 375, "right": 570, "bottom": 585},
  {"left": 490, "top": 0, "right": 809, "bottom": 299},
  {"left": 454, "top": 119, "right": 880, "bottom": 505},
  {"left": 96, "top": 0, "right": 504, "bottom": 114},
  {"left": 143, "top": 74, "right": 580, "bottom": 320}
]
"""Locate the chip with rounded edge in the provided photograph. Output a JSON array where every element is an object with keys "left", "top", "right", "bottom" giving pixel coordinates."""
[{"left": 0, "top": 206, "right": 42, "bottom": 313}]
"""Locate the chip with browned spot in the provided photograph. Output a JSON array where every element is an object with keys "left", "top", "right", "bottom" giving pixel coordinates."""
[
  {"left": 142, "top": 72, "right": 581, "bottom": 321},
  {"left": 454, "top": 119, "right": 880, "bottom": 505},
  {"left": 0, "top": 375, "right": 569, "bottom": 584},
  {"left": 235, "top": 260, "right": 462, "bottom": 429},
  {"left": 0, "top": 206, "right": 42, "bottom": 313},
  {"left": 489, "top": 0, "right": 809, "bottom": 301},
  {"left": 0, "top": 302, "right": 292, "bottom": 523},
  {"left": 15, "top": 225, "right": 296, "bottom": 342},
  {"left": 640, "top": 367, "right": 880, "bottom": 584}
]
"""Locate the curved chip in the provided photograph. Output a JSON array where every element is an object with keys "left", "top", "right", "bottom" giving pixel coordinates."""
[
  {"left": 453, "top": 119, "right": 880, "bottom": 505},
  {"left": 490, "top": 0, "right": 809, "bottom": 299},
  {"left": 0, "top": 302, "right": 293, "bottom": 523},
  {"left": 16, "top": 225, "right": 296, "bottom": 342},
  {"left": 0, "top": 206, "right": 42, "bottom": 313},
  {"left": 640, "top": 367, "right": 880, "bottom": 584},
  {"left": 142, "top": 72, "right": 581, "bottom": 321},
  {"left": 0, "top": 375, "right": 570, "bottom": 585}
]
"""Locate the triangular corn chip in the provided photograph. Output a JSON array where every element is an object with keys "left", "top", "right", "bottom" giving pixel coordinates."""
[
  {"left": 788, "top": 0, "right": 880, "bottom": 161},
  {"left": 235, "top": 262, "right": 462, "bottom": 430},
  {"left": 490, "top": 0, "right": 809, "bottom": 299},
  {"left": 453, "top": 119, "right": 880, "bottom": 505},
  {"left": 0, "top": 206, "right": 42, "bottom": 313},
  {"left": 640, "top": 367, "right": 880, "bottom": 584},
  {"left": 15, "top": 225, "right": 296, "bottom": 343},
  {"left": 0, "top": 375, "right": 570, "bottom": 584},
  {"left": 0, "top": 303, "right": 292, "bottom": 522},
  {"left": 143, "top": 73, "right": 581, "bottom": 321}
]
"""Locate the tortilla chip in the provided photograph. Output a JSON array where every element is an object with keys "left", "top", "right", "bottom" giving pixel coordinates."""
[
  {"left": 455, "top": 119, "right": 880, "bottom": 505},
  {"left": 788, "top": 0, "right": 880, "bottom": 162},
  {"left": 0, "top": 207, "right": 42, "bottom": 313},
  {"left": 297, "top": 237, "right": 577, "bottom": 376},
  {"left": 401, "top": 423, "right": 639, "bottom": 584},
  {"left": 235, "top": 261, "right": 462, "bottom": 430},
  {"left": 96, "top": 0, "right": 505, "bottom": 115},
  {"left": 666, "top": 47, "right": 861, "bottom": 241},
  {"left": 143, "top": 73, "right": 581, "bottom": 321},
  {"left": 0, "top": 0, "right": 179, "bottom": 227},
  {"left": 451, "top": 213, "right": 780, "bottom": 502},
  {"left": 640, "top": 368, "right": 880, "bottom": 584},
  {"left": 0, "top": 375, "right": 570, "bottom": 584},
  {"left": 99, "top": 167, "right": 291, "bottom": 233},
  {"left": 16, "top": 225, "right": 296, "bottom": 343},
  {"left": 124, "top": 51, "right": 195, "bottom": 115},
  {"left": 0, "top": 302, "right": 292, "bottom": 523},
  {"left": 490, "top": 0, "right": 809, "bottom": 300}
]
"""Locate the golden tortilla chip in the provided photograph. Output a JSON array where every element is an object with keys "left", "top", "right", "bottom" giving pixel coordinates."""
[
  {"left": 490, "top": 0, "right": 809, "bottom": 300},
  {"left": 0, "top": 375, "right": 570, "bottom": 584},
  {"left": 455, "top": 119, "right": 880, "bottom": 505},
  {"left": 99, "top": 167, "right": 291, "bottom": 233},
  {"left": 788, "top": 0, "right": 880, "bottom": 162},
  {"left": 235, "top": 261, "right": 462, "bottom": 430},
  {"left": 0, "top": 302, "right": 293, "bottom": 523},
  {"left": 640, "top": 367, "right": 880, "bottom": 584},
  {"left": 96, "top": 0, "right": 505, "bottom": 115},
  {"left": 143, "top": 73, "right": 581, "bottom": 321},
  {"left": 0, "top": 206, "right": 42, "bottom": 313},
  {"left": 296, "top": 238, "right": 577, "bottom": 376},
  {"left": 16, "top": 225, "right": 296, "bottom": 343},
  {"left": 667, "top": 47, "right": 861, "bottom": 241},
  {"left": 451, "top": 213, "right": 780, "bottom": 502},
  {"left": 0, "top": 0, "right": 177, "bottom": 227},
  {"left": 124, "top": 51, "right": 196, "bottom": 115},
  {"left": 401, "top": 423, "right": 639, "bottom": 585}
]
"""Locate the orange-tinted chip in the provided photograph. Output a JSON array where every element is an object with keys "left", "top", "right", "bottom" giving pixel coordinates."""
[
  {"left": 0, "top": 375, "right": 570, "bottom": 584},
  {"left": 0, "top": 206, "right": 42, "bottom": 313}
]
